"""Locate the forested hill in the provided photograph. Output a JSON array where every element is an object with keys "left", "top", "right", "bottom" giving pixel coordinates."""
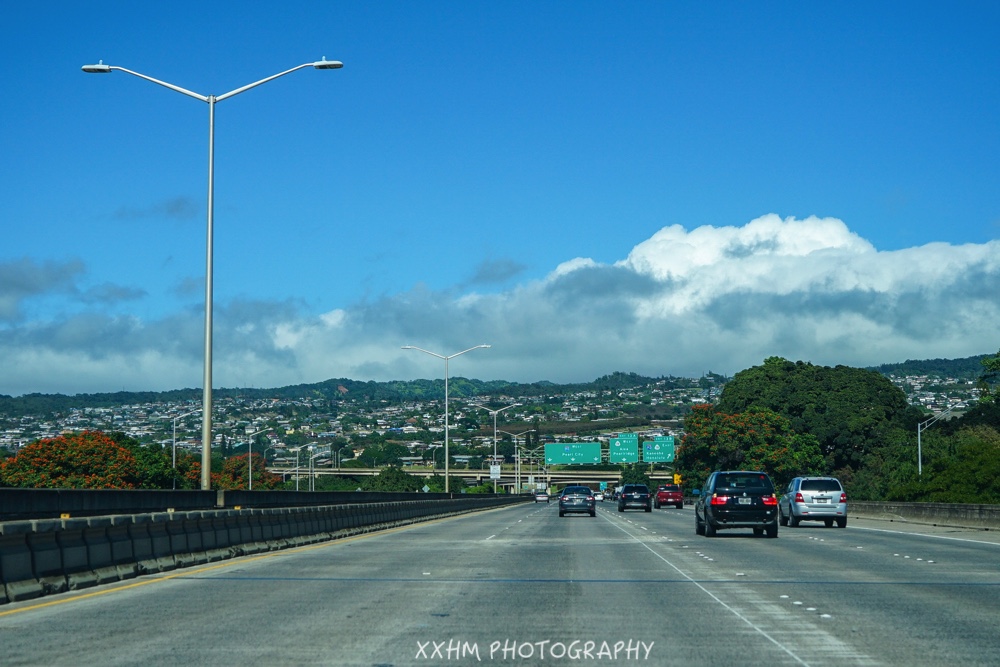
[
  {"left": 0, "top": 371, "right": 699, "bottom": 416},
  {"left": 869, "top": 354, "right": 991, "bottom": 380}
]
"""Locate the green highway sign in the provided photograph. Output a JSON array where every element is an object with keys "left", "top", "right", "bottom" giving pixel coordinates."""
[
  {"left": 544, "top": 442, "right": 602, "bottom": 465},
  {"left": 609, "top": 433, "right": 639, "bottom": 463},
  {"left": 643, "top": 436, "right": 675, "bottom": 463}
]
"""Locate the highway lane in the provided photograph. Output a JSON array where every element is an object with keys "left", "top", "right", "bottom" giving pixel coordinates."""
[{"left": 1, "top": 502, "right": 998, "bottom": 666}]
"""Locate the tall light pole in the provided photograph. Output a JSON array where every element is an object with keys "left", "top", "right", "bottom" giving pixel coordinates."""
[
  {"left": 401, "top": 344, "right": 491, "bottom": 492},
  {"left": 481, "top": 403, "right": 519, "bottom": 493},
  {"left": 82, "top": 57, "right": 344, "bottom": 490},
  {"left": 170, "top": 408, "right": 201, "bottom": 490},
  {"left": 500, "top": 428, "right": 535, "bottom": 493},
  {"left": 244, "top": 427, "right": 268, "bottom": 490},
  {"left": 916, "top": 404, "right": 958, "bottom": 476}
]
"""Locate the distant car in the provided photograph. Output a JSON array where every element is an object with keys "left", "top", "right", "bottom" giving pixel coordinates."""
[
  {"left": 654, "top": 484, "right": 684, "bottom": 509},
  {"left": 617, "top": 484, "right": 652, "bottom": 512},
  {"left": 779, "top": 477, "right": 847, "bottom": 528},
  {"left": 593, "top": 491, "right": 604, "bottom": 502},
  {"left": 695, "top": 471, "right": 779, "bottom": 538},
  {"left": 559, "top": 485, "right": 596, "bottom": 517},
  {"left": 534, "top": 491, "right": 549, "bottom": 503}
]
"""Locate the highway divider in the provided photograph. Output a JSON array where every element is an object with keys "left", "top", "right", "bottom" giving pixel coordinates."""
[
  {"left": 850, "top": 501, "right": 1000, "bottom": 530},
  {"left": 0, "top": 496, "right": 526, "bottom": 605}
]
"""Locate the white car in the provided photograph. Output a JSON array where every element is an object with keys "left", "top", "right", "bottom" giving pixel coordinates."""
[{"left": 593, "top": 491, "right": 604, "bottom": 502}]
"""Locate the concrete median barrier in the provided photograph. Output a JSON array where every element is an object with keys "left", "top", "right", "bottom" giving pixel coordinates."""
[{"left": 1, "top": 496, "right": 529, "bottom": 606}]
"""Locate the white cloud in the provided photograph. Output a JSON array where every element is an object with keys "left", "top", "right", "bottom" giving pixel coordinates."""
[{"left": 1, "top": 214, "right": 997, "bottom": 395}]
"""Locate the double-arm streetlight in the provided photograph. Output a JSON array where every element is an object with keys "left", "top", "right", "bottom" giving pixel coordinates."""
[
  {"left": 481, "top": 403, "right": 519, "bottom": 492},
  {"left": 82, "top": 57, "right": 344, "bottom": 490},
  {"left": 500, "top": 428, "right": 536, "bottom": 493},
  {"left": 170, "top": 408, "right": 201, "bottom": 489},
  {"left": 401, "top": 344, "right": 491, "bottom": 492}
]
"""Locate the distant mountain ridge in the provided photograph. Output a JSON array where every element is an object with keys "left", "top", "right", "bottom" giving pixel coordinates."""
[
  {"left": 868, "top": 354, "right": 990, "bottom": 380},
  {"left": 0, "top": 371, "right": 684, "bottom": 417}
]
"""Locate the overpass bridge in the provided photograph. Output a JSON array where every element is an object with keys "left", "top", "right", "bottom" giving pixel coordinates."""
[{"left": 269, "top": 465, "right": 677, "bottom": 491}]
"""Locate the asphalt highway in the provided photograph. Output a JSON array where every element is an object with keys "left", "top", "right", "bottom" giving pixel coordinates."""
[{"left": 2, "top": 502, "right": 998, "bottom": 666}]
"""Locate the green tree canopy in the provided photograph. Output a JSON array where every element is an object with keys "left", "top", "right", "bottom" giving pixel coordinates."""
[
  {"left": 717, "top": 357, "right": 917, "bottom": 469},
  {"left": 361, "top": 466, "right": 422, "bottom": 492},
  {"left": 677, "top": 404, "right": 825, "bottom": 491}
]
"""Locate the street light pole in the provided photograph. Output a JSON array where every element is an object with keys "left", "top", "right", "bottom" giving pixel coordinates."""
[
  {"left": 244, "top": 428, "right": 268, "bottom": 490},
  {"left": 500, "top": 428, "right": 536, "bottom": 494},
  {"left": 170, "top": 409, "right": 201, "bottom": 490},
  {"left": 916, "top": 405, "right": 958, "bottom": 476},
  {"left": 482, "top": 403, "right": 519, "bottom": 493},
  {"left": 83, "top": 57, "right": 343, "bottom": 490},
  {"left": 401, "top": 345, "right": 491, "bottom": 492}
]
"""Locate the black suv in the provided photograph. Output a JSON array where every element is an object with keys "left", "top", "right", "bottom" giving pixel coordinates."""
[
  {"left": 617, "top": 484, "right": 652, "bottom": 512},
  {"left": 695, "top": 471, "right": 779, "bottom": 538}
]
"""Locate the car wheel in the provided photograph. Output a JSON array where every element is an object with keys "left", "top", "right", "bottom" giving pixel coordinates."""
[
  {"left": 590, "top": 510, "right": 596, "bottom": 517},
  {"left": 766, "top": 521, "right": 778, "bottom": 538},
  {"left": 789, "top": 514, "right": 800, "bottom": 528},
  {"left": 753, "top": 528, "right": 764, "bottom": 537},
  {"left": 618, "top": 506, "right": 624, "bottom": 512},
  {"left": 836, "top": 517, "right": 847, "bottom": 528},
  {"left": 654, "top": 501, "right": 660, "bottom": 509},
  {"left": 676, "top": 503, "right": 683, "bottom": 510},
  {"left": 824, "top": 519, "right": 834, "bottom": 528},
  {"left": 695, "top": 515, "right": 705, "bottom": 535},
  {"left": 559, "top": 511, "right": 565, "bottom": 517},
  {"left": 644, "top": 505, "right": 651, "bottom": 512},
  {"left": 779, "top": 507, "right": 789, "bottom": 526},
  {"left": 705, "top": 521, "right": 717, "bottom": 537}
]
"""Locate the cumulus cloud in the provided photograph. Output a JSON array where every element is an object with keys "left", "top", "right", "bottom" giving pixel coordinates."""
[
  {"left": 464, "top": 258, "right": 527, "bottom": 285},
  {"left": 2, "top": 214, "right": 998, "bottom": 395}
]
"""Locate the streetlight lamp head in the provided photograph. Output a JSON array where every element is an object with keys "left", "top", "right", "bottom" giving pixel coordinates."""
[
  {"left": 82, "top": 61, "right": 112, "bottom": 73},
  {"left": 313, "top": 57, "right": 344, "bottom": 70}
]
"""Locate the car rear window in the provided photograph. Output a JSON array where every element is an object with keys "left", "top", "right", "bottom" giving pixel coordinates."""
[
  {"left": 800, "top": 479, "right": 843, "bottom": 492},
  {"left": 714, "top": 474, "right": 773, "bottom": 492},
  {"left": 659, "top": 485, "right": 680, "bottom": 492}
]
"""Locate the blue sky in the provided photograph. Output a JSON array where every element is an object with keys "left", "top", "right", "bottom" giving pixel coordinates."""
[{"left": 2, "top": 2, "right": 999, "bottom": 396}]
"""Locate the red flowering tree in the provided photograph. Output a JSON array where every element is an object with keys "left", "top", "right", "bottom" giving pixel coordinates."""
[
  {"left": 678, "top": 404, "right": 825, "bottom": 491},
  {"left": 0, "top": 430, "right": 141, "bottom": 489},
  {"left": 215, "top": 453, "right": 282, "bottom": 490}
]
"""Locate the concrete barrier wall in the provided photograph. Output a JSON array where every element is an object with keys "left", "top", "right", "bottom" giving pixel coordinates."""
[
  {"left": 0, "top": 496, "right": 525, "bottom": 605},
  {"left": 0, "top": 488, "right": 469, "bottom": 520},
  {"left": 850, "top": 501, "right": 1000, "bottom": 530}
]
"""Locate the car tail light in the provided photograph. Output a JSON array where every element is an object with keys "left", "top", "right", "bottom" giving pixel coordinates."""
[
  {"left": 762, "top": 494, "right": 778, "bottom": 506},
  {"left": 840, "top": 492, "right": 847, "bottom": 503},
  {"left": 710, "top": 495, "right": 729, "bottom": 505},
  {"left": 586, "top": 496, "right": 594, "bottom": 501},
  {"left": 794, "top": 492, "right": 804, "bottom": 503}
]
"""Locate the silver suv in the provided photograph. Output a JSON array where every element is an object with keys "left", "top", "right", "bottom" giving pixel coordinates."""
[{"left": 779, "top": 477, "right": 847, "bottom": 528}]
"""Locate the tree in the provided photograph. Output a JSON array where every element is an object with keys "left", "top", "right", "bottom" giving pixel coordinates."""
[
  {"left": 677, "top": 404, "right": 825, "bottom": 491},
  {"left": 619, "top": 464, "right": 652, "bottom": 489},
  {"left": 978, "top": 349, "right": 1000, "bottom": 402},
  {"left": 362, "top": 466, "right": 422, "bottom": 492},
  {"left": 887, "top": 426, "right": 1000, "bottom": 503},
  {"left": 0, "top": 431, "right": 140, "bottom": 489},
  {"left": 717, "top": 357, "right": 916, "bottom": 469},
  {"left": 215, "top": 453, "right": 282, "bottom": 490}
]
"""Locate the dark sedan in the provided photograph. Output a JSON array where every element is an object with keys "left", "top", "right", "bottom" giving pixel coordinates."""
[{"left": 559, "top": 485, "right": 596, "bottom": 517}]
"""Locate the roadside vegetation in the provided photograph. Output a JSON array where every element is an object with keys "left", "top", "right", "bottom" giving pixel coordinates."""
[{"left": 2, "top": 354, "right": 998, "bottom": 502}]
